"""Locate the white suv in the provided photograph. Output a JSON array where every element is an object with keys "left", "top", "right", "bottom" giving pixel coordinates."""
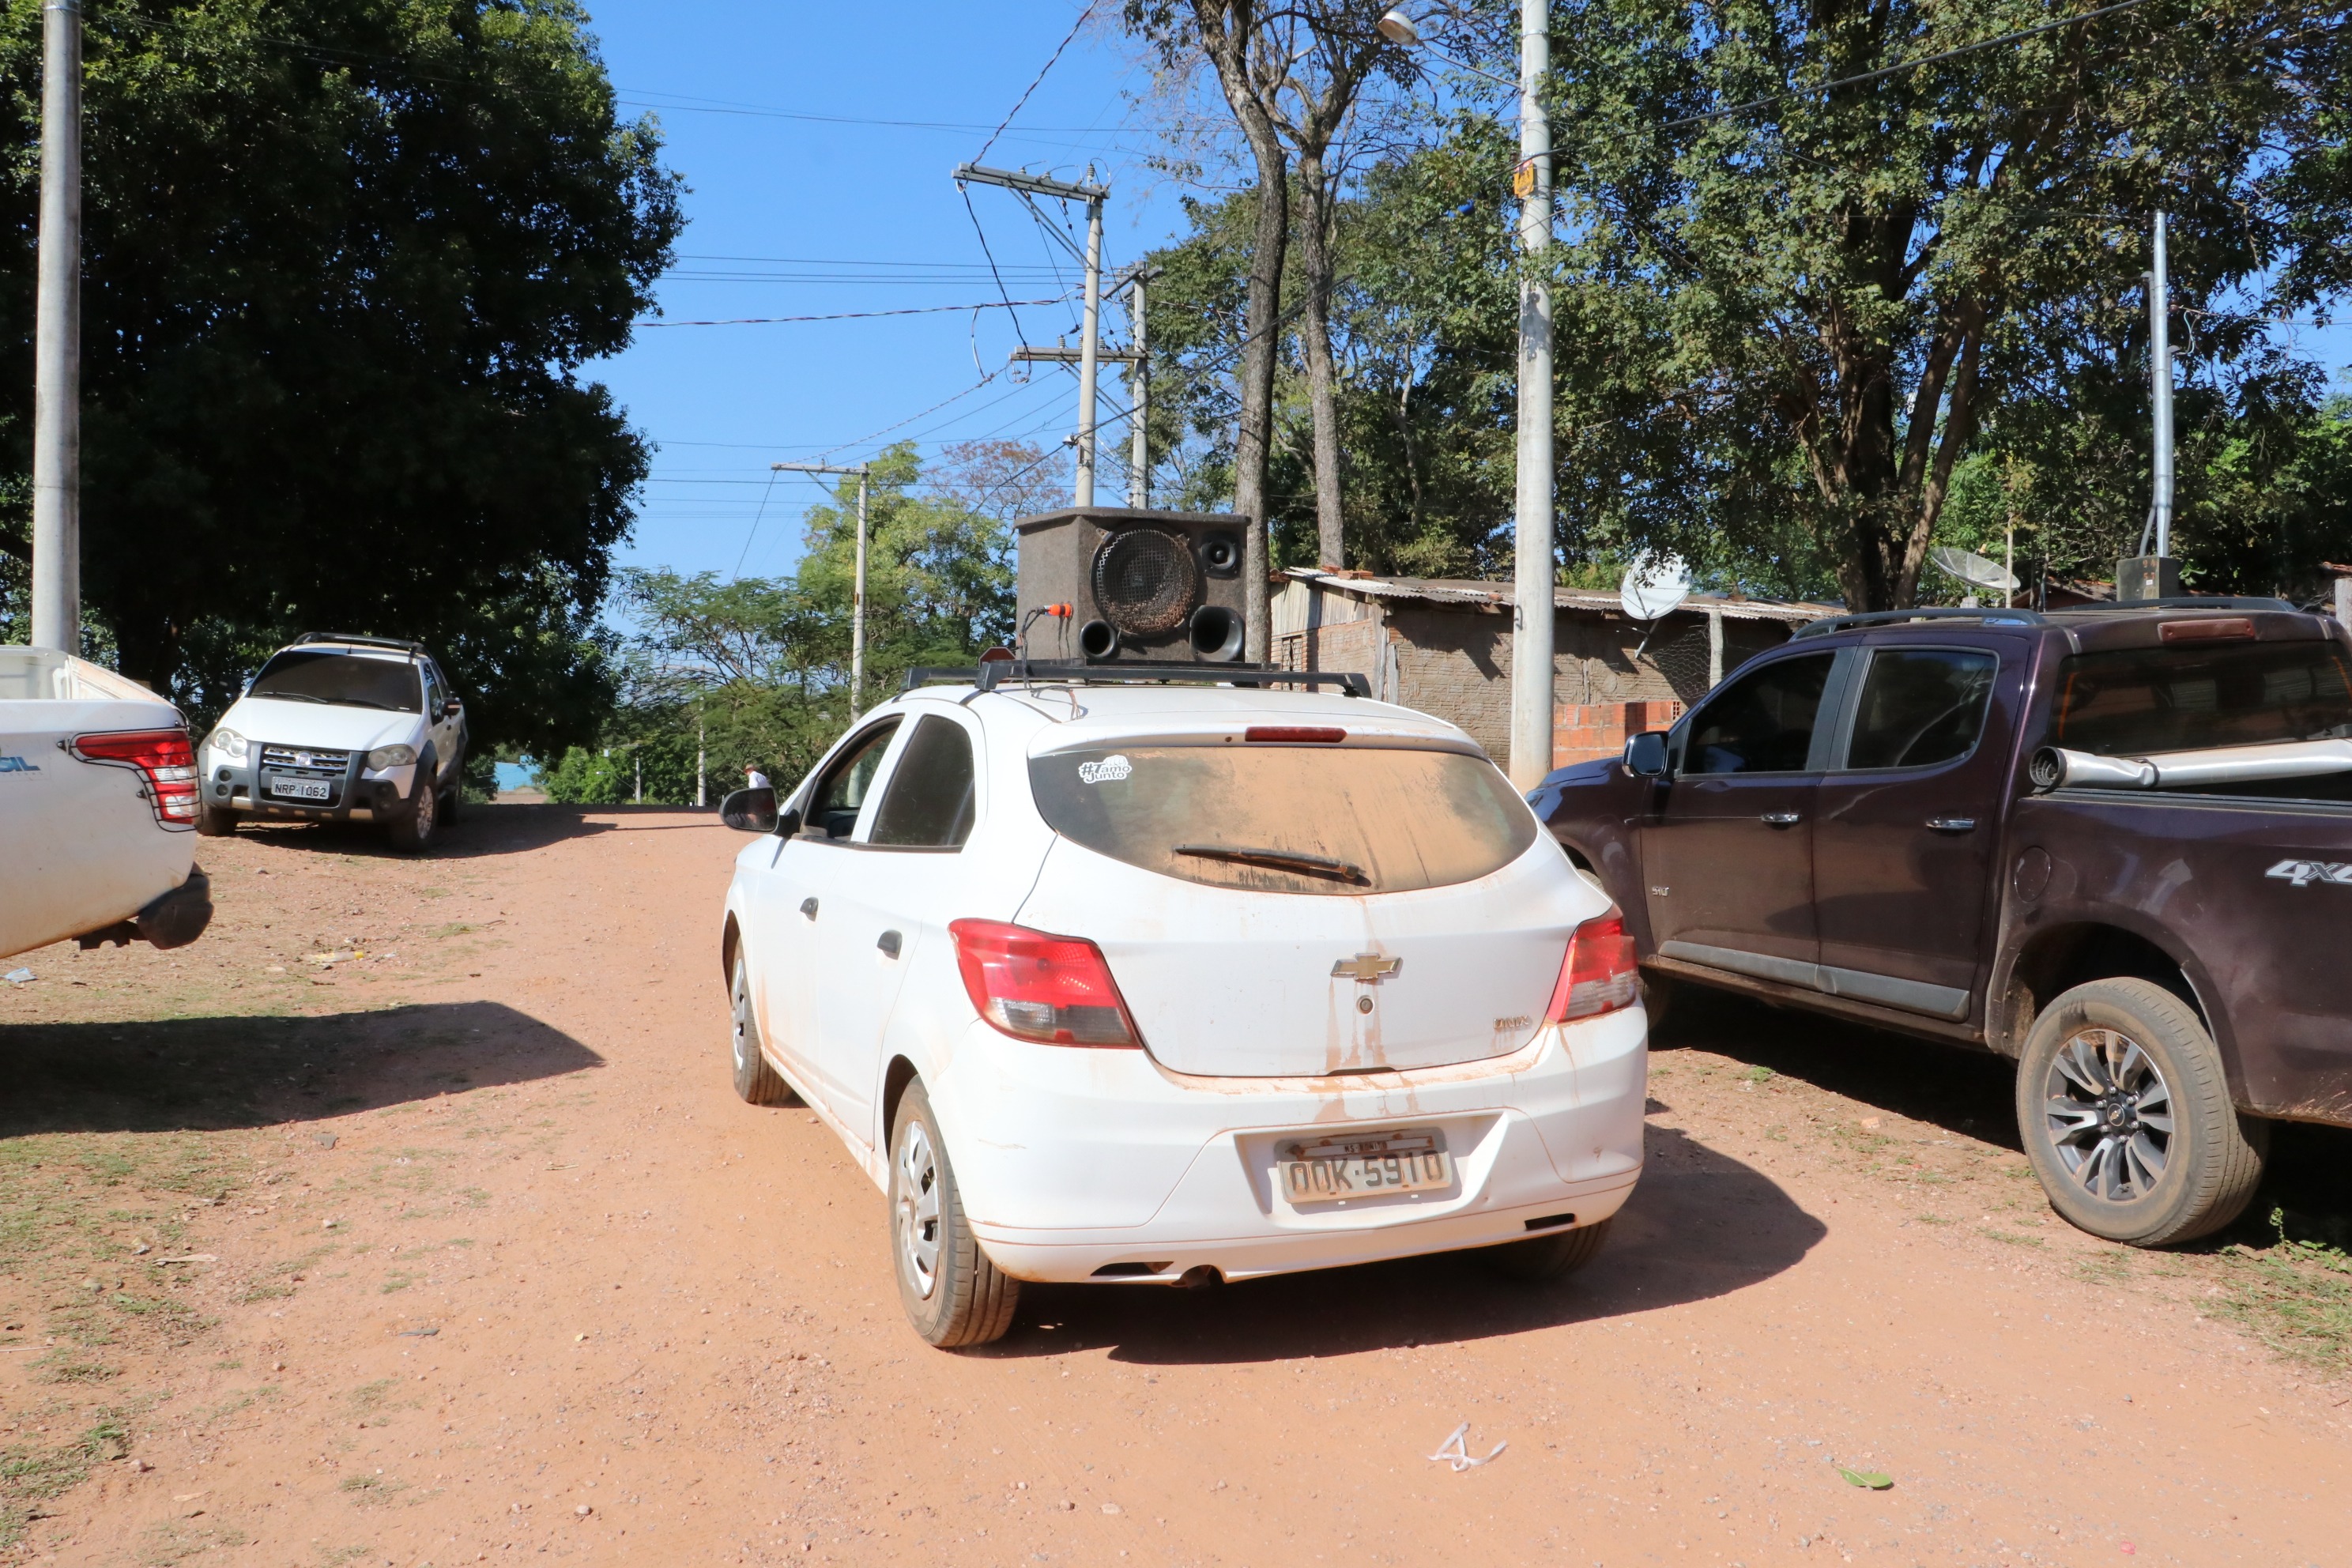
[
  {"left": 196, "top": 635, "right": 467, "bottom": 853},
  {"left": 718, "top": 669, "right": 1648, "bottom": 1348}
]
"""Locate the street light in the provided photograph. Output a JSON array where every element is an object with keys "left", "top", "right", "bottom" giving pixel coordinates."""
[{"left": 1383, "top": 4, "right": 1556, "bottom": 789}]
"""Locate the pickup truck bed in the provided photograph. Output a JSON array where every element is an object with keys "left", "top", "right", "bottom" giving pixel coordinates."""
[
  {"left": 1532, "top": 598, "right": 2352, "bottom": 1247},
  {"left": 1, "top": 647, "right": 212, "bottom": 960}
]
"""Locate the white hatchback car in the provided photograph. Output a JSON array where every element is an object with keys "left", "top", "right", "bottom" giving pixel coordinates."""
[{"left": 718, "top": 671, "right": 1648, "bottom": 1347}]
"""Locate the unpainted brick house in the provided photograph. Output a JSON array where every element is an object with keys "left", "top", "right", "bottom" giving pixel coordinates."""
[{"left": 1272, "top": 569, "right": 1835, "bottom": 767}]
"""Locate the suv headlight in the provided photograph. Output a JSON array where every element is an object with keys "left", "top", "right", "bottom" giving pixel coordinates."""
[
  {"left": 209, "top": 727, "right": 249, "bottom": 761},
  {"left": 368, "top": 744, "right": 417, "bottom": 770}
]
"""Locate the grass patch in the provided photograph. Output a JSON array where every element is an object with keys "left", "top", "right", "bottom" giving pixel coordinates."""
[
  {"left": 0, "top": 1410, "right": 133, "bottom": 1549},
  {"left": 1980, "top": 1227, "right": 2046, "bottom": 1249},
  {"left": 380, "top": 1273, "right": 413, "bottom": 1295},
  {"left": 141, "top": 1521, "right": 252, "bottom": 1562},
  {"left": 1743, "top": 1065, "right": 1776, "bottom": 1085},
  {"left": 1911, "top": 1212, "right": 1955, "bottom": 1227},
  {"left": 337, "top": 1472, "right": 406, "bottom": 1506},
  {"left": 2210, "top": 1208, "right": 2352, "bottom": 1374}
]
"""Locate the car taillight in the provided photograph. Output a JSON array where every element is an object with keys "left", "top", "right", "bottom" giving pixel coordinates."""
[
  {"left": 72, "top": 727, "right": 200, "bottom": 825},
  {"left": 1545, "top": 913, "right": 1640, "bottom": 1023},
  {"left": 948, "top": 918, "right": 1141, "bottom": 1047}
]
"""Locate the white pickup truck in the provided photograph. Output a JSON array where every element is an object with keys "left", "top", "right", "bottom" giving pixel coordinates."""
[{"left": 0, "top": 646, "right": 214, "bottom": 962}]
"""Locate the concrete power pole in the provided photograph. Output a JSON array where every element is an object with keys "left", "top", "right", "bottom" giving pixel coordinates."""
[
  {"left": 773, "top": 462, "right": 873, "bottom": 718},
  {"left": 2118, "top": 211, "right": 2180, "bottom": 602},
  {"left": 1508, "top": 0, "right": 1557, "bottom": 789},
  {"left": 29, "top": 0, "right": 81, "bottom": 654},
  {"left": 1126, "top": 270, "right": 1153, "bottom": 508},
  {"left": 956, "top": 164, "right": 1110, "bottom": 507}
]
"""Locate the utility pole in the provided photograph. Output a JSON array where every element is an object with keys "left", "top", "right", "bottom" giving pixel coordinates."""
[
  {"left": 29, "top": 0, "right": 81, "bottom": 654},
  {"left": 1125, "top": 268, "right": 1156, "bottom": 507},
  {"left": 774, "top": 462, "right": 873, "bottom": 718},
  {"left": 1508, "top": 0, "right": 1557, "bottom": 787},
  {"left": 956, "top": 164, "right": 1110, "bottom": 507},
  {"left": 2120, "top": 212, "right": 2180, "bottom": 601},
  {"left": 695, "top": 707, "right": 707, "bottom": 809}
]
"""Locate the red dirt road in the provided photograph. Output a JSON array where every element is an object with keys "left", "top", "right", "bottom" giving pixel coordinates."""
[{"left": 4, "top": 807, "right": 2348, "bottom": 1567}]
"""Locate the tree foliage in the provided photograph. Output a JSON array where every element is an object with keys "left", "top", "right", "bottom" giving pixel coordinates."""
[{"left": 0, "top": 0, "right": 682, "bottom": 752}]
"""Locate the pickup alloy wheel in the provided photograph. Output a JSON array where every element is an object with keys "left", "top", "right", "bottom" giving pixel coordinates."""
[{"left": 2016, "top": 978, "right": 2265, "bottom": 1246}]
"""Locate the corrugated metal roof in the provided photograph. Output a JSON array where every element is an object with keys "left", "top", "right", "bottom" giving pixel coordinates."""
[{"left": 1279, "top": 568, "right": 1836, "bottom": 624}]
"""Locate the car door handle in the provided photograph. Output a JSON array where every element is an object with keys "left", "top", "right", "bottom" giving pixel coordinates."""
[
  {"left": 1926, "top": 816, "right": 1978, "bottom": 832},
  {"left": 1760, "top": 812, "right": 1802, "bottom": 827},
  {"left": 876, "top": 929, "right": 903, "bottom": 959},
  {"left": 799, "top": 897, "right": 819, "bottom": 920}
]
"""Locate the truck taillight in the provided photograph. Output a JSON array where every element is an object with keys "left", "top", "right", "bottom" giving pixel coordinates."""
[
  {"left": 948, "top": 918, "right": 1141, "bottom": 1048},
  {"left": 72, "top": 727, "right": 200, "bottom": 825},
  {"left": 1546, "top": 914, "right": 1640, "bottom": 1023}
]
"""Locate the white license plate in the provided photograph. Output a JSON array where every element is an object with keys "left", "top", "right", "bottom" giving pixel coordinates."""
[
  {"left": 1278, "top": 1129, "right": 1452, "bottom": 1204},
  {"left": 269, "top": 778, "right": 331, "bottom": 801}
]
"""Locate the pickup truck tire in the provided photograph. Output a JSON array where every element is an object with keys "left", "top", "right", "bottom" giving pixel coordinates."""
[
  {"left": 889, "top": 1080, "right": 1019, "bottom": 1348},
  {"left": 2016, "top": 978, "right": 2265, "bottom": 1247},
  {"left": 194, "top": 804, "right": 238, "bottom": 837},
  {"left": 729, "top": 951, "right": 797, "bottom": 1106},
  {"left": 1482, "top": 1216, "right": 1614, "bottom": 1281}
]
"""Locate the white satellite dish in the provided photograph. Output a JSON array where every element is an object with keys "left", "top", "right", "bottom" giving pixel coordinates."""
[
  {"left": 1928, "top": 545, "right": 2020, "bottom": 597},
  {"left": 1619, "top": 554, "right": 1692, "bottom": 623}
]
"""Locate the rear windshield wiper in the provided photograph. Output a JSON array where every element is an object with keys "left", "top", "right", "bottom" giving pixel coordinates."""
[{"left": 1172, "top": 843, "right": 1368, "bottom": 884}]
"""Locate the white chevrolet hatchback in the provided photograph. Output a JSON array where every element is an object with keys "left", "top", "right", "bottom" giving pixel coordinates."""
[{"left": 718, "top": 671, "right": 1648, "bottom": 1347}]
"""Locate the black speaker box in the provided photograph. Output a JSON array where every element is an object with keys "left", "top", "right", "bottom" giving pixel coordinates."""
[{"left": 1014, "top": 507, "right": 1252, "bottom": 663}]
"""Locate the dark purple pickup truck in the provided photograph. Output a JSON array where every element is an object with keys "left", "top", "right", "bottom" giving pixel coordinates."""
[{"left": 1530, "top": 597, "right": 2352, "bottom": 1247}]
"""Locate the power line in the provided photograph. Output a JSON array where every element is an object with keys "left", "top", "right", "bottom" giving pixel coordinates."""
[
  {"left": 1662, "top": 0, "right": 2155, "bottom": 129},
  {"left": 637, "top": 299, "right": 1067, "bottom": 328},
  {"left": 973, "top": 2, "right": 1100, "bottom": 166}
]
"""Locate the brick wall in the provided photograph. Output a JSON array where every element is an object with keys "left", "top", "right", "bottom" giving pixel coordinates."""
[{"left": 1552, "top": 698, "right": 1686, "bottom": 767}]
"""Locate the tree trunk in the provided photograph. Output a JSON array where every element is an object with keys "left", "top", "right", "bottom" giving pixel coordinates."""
[{"left": 1296, "top": 148, "right": 1345, "bottom": 570}]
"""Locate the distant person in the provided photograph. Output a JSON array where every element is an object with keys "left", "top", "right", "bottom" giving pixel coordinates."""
[{"left": 744, "top": 764, "right": 771, "bottom": 791}]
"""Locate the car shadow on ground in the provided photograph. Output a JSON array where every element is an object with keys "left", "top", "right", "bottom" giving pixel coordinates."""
[
  {"left": 228, "top": 802, "right": 717, "bottom": 861},
  {"left": 1653, "top": 983, "right": 2352, "bottom": 1250},
  {"left": 0, "top": 1001, "right": 601, "bottom": 1137},
  {"left": 989, "top": 1121, "right": 1826, "bottom": 1366}
]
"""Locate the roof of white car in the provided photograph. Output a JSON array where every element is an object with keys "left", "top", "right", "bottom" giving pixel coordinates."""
[{"left": 892, "top": 679, "right": 1485, "bottom": 754}]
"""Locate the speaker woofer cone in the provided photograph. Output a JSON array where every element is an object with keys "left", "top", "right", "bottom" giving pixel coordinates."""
[
  {"left": 1189, "top": 605, "right": 1245, "bottom": 662},
  {"left": 1091, "top": 526, "right": 1201, "bottom": 636}
]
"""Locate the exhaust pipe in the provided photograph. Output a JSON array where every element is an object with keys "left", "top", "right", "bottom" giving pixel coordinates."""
[{"left": 2032, "top": 737, "right": 2352, "bottom": 792}]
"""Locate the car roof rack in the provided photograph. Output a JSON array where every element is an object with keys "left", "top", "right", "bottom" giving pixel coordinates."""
[
  {"left": 1791, "top": 607, "right": 2046, "bottom": 639},
  {"left": 903, "top": 661, "right": 1373, "bottom": 698},
  {"left": 293, "top": 632, "right": 427, "bottom": 656}
]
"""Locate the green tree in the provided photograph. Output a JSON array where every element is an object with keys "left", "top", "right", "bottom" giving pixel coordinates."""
[{"left": 0, "top": 0, "right": 683, "bottom": 755}]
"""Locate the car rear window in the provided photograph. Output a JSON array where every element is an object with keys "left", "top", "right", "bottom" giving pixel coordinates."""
[
  {"left": 1028, "top": 743, "right": 1537, "bottom": 895},
  {"left": 249, "top": 651, "right": 422, "bottom": 712},
  {"left": 2051, "top": 639, "right": 2352, "bottom": 799}
]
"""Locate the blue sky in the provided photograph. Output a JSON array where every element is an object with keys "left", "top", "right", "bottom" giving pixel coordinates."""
[{"left": 583, "top": 2, "right": 1193, "bottom": 586}]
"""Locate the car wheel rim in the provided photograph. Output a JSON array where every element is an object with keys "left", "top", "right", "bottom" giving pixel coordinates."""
[
  {"left": 416, "top": 785, "right": 435, "bottom": 836},
  {"left": 2042, "top": 1026, "right": 2175, "bottom": 1204},
  {"left": 895, "top": 1121, "right": 943, "bottom": 1301},
  {"left": 730, "top": 967, "right": 752, "bottom": 1076}
]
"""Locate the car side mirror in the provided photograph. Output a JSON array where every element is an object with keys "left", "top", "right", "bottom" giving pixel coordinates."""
[
  {"left": 443, "top": 699, "right": 462, "bottom": 718},
  {"left": 719, "top": 786, "right": 778, "bottom": 833},
  {"left": 1623, "top": 730, "right": 1672, "bottom": 778}
]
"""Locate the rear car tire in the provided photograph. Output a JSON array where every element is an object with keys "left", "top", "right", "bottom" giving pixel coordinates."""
[
  {"left": 194, "top": 804, "right": 238, "bottom": 837},
  {"left": 729, "top": 951, "right": 797, "bottom": 1106},
  {"left": 1639, "top": 968, "right": 1675, "bottom": 1033},
  {"left": 383, "top": 765, "right": 439, "bottom": 854},
  {"left": 1483, "top": 1216, "right": 1614, "bottom": 1281},
  {"left": 890, "top": 1080, "right": 1018, "bottom": 1348},
  {"left": 2015, "top": 978, "right": 2266, "bottom": 1247},
  {"left": 438, "top": 778, "right": 462, "bottom": 826}
]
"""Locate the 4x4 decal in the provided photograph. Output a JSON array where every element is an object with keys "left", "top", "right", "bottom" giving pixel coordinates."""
[{"left": 2265, "top": 858, "right": 2352, "bottom": 888}]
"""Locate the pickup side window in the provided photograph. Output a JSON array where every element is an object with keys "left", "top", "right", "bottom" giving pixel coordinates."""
[
  {"left": 801, "top": 718, "right": 902, "bottom": 840},
  {"left": 868, "top": 715, "right": 977, "bottom": 848},
  {"left": 1683, "top": 654, "right": 1834, "bottom": 775},
  {"left": 1845, "top": 649, "right": 1998, "bottom": 770}
]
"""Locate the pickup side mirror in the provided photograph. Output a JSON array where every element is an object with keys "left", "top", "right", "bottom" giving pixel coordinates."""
[
  {"left": 719, "top": 786, "right": 777, "bottom": 833},
  {"left": 1623, "top": 730, "right": 1672, "bottom": 778},
  {"left": 443, "top": 698, "right": 462, "bottom": 718}
]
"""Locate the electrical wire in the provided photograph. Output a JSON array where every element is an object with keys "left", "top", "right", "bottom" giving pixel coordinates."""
[
  {"left": 637, "top": 299, "right": 1066, "bottom": 328},
  {"left": 731, "top": 469, "right": 783, "bottom": 580},
  {"left": 973, "top": 2, "right": 1100, "bottom": 166}
]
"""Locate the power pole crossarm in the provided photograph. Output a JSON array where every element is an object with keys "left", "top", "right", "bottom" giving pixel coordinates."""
[
  {"left": 1010, "top": 346, "right": 1142, "bottom": 364},
  {"left": 954, "top": 164, "right": 1107, "bottom": 202}
]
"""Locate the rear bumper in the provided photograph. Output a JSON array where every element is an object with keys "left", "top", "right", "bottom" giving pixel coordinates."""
[{"left": 929, "top": 1007, "right": 1648, "bottom": 1284}]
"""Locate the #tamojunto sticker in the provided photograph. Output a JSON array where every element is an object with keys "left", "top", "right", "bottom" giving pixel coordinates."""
[{"left": 1078, "top": 755, "right": 1133, "bottom": 785}]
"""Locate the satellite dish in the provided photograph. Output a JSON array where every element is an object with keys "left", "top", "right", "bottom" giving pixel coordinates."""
[
  {"left": 1619, "top": 554, "right": 1692, "bottom": 622},
  {"left": 1928, "top": 545, "right": 2020, "bottom": 597}
]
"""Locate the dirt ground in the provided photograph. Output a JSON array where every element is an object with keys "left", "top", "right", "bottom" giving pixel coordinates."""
[{"left": 4, "top": 805, "right": 2351, "bottom": 1568}]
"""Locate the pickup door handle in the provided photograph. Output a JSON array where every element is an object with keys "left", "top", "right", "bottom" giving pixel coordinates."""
[
  {"left": 1759, "top": 812, "right": 1802, "bottom": 827},
  {"left": 1926, "top": 816, "right": 1978, "bottom": 832},
  {"left": 799, "top": 897, "right": 819, "bottom": 920},
  {"left": 876, "top": 929, "right": 903, "bottom": 959}
]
